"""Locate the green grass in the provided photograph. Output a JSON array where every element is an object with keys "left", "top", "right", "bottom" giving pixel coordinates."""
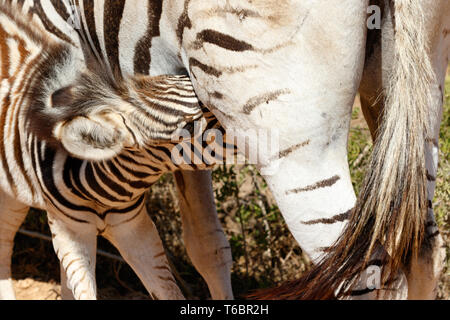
[{"left": 434, "top": 76, "right": 450, "bottom": 298}]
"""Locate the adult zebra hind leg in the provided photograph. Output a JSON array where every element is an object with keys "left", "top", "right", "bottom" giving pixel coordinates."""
[
  {"left": 173, "top": 170, "right": 233, "bottom": 300},
  {"left": 0, "top": 191, "right": 29, "bottom": 300},
  {"left": 103, "top": 203, "right": 185, "bottom": 300},
  {"left": 175, "top": 0, "right": 369, "bottom": 299},
  {"left": 47, "top": 210, "right": 98, "bottom": 300}
]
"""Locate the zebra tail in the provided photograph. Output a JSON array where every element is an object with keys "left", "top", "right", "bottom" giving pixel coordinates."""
[{"left": 248, "top": 0, "right": 435, "bottom": 300}]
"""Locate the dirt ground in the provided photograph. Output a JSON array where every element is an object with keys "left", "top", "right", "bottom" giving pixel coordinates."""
[{"left": 13, "top": 279, "right": 61, "bottom": 300}]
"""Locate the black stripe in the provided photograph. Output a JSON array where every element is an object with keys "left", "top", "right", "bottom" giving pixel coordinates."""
[
  {"left": 67, "top": 157, "right": 98, "bottom": 201},
  {"left": 142, "top": 147, "right": 165, "bottom": 163},
  {"left": 302, "top": 210, "right": 351, "bottom": 225},
  {"left": 103, "top": 0, "right": 126, "bottom": 74},
  {"left": 126, "top": 97, "right": 184, "bottom": 127},
  {"left": 102, "top": 194, "right": 145, "bottom": 216},
  {"left": 38, "top": 145, "right": 94, "bottom": 219},
  {"left": 139, "top": 94, "right": 194, "bottom": 117},
  {"left": 93, "top": 162, "right": 134, "bottom": 199},
  {"left": 134, "top": 0, "right": 163, "bottom": 75},
  {"left": 189, "top": 58, "right": 222, "bottom": 77},
  {"left": 32, "top": 1, "right": 75, "bottom": 46},
  {"left": 84, "top": 162, "right": 120, "bottom": 202},
  {"left": 146, "top": 95, "right": 200, "bottom": 111},
  {"left": 115, "top": 159, "right": 155, "bottom": 179},
  {"left": 81, "top": 0, "right": 103, "bottom": 58},
  {"left": 62, "top": 156, "right": 88, "bottom": 201},
  {"left": 242, "top": 89, "right": 290, "bottom": 115},
  {"left": 119, "top": 154, "right": 161, "bottom": 173},
  {"left": 102, "top": 161, "right": 151, "bottom": 190},
  {"left": 10, "top": 41, "right": 38, "bottom": 196}
]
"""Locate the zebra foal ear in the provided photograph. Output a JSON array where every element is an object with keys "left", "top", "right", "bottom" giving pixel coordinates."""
[{"left": 53, "top": 112, "right": 134, "bottom": 161}]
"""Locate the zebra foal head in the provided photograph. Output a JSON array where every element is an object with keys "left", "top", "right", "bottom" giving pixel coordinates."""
[{"left": 29, "top": 53, "right": 203, "bottom": 161}]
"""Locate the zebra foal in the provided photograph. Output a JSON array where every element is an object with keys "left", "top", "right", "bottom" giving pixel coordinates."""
[
  {"left": 5, "top": 0, "right": 448, "bottom": 300},
  {"left": 0, "top": 2, "right": 220, "bottom": 300}
]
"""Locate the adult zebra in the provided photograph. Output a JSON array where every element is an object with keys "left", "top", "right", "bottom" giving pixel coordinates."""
[
  {"left": 0, "top": 0, "right": 237, "bottom": 299},
  {"left": 6, "top": 0, "right": 450, "bottom": 299},
  {"left": 0, "top": 0, "right": 236, "bottom": 300}
]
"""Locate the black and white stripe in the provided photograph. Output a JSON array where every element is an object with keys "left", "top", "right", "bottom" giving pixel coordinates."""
[{"left": 0, "top": 0, "right": 236, "bottom": 300}]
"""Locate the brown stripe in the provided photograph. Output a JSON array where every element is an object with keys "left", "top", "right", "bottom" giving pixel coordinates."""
[
  {"left": 367, "top": 259, "right": 384, "bottom": 267},
  {"left": 0, "top": 24, "right": 11, "bottom": 79},
  {"left": 317, "top": 246, "right": 332, "bottom": 253},
  {"left": 60, "top": 252, "right": 70, "bottom": 266},
  {"left": 176, "top": 0, "right": 192, "bottom": 45},
  {"left": 154, "top": 265, "right": 171, "bottom": 272},
  {"left": 211, "top": 91, "right": 224, "bottom": 99},
  {"left": 287, "top": 175, "right": 341, "bottom": 195},
  {"left": 49, "top": 0, "right": 71, "bottom": 22},
  {"left": 242, "top": 89, "right": 290, "bottom": 115},
  {"left": 272, "top": 140, "right": 310, "bottom": 161},
  {"left": 70, "top": 267, "right": 86, "bottom": 284},
  {"left": 302, "top": 210, "right": 351, "bottom": 225},
  {"left": 193, "top": 29, "right": 254, "bottom": 52},
  {"left": 189, "top": 58, "right": 222, "bottom": 77},
  {"left": 65, "top": 258, "right": 82, "bottom": 271},
  {"left": 0, "top": 82, "right": 15, "bottom": 195},
  {"left": 7, "top": 36, "right": 29, "bottom": 136}
]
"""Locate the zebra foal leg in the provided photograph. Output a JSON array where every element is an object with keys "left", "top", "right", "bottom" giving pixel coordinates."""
[
  {"left": 103, "top": 205, "right": 184, "bottom": 300},
  {"left": 0, "top": 192, "right": 28, "bottom": 300},
  {"left": 174, "top": 170, "right": 233, "bottom": 300},
  {"left": 47, "top": 211, "right": 97, "bottom": 300}
]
